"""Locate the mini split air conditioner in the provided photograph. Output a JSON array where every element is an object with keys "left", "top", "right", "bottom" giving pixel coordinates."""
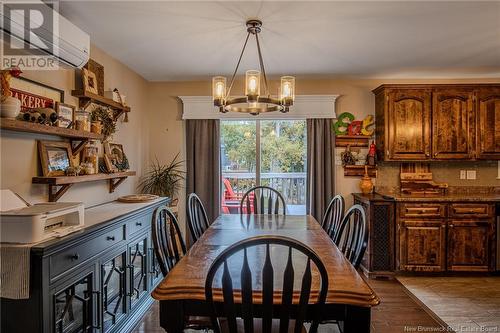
[{"left": 0, "top": 0, "right": 90, "bottom": 68}]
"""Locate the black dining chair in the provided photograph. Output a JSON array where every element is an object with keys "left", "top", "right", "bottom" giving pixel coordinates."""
[
  {"left": 321, "top": 195, "right": 345, "bottom": 240},
  {"left": 240, "top": 186, "right": 286, "bottom": 215},
  {"left": 151, "top": 206, "right": 212, "bottom": 331},
  {"left": 187, "top": 193, "right": 210, "bottom": 243},
  {"left": 333, "top": 204, "right": 368, "bottom": 269},
  {"left": 205, "top": 235, "right": 329, "bottom": 333},
  {"left": 151, "top": 206, "right": 187, "bottom": 277}
]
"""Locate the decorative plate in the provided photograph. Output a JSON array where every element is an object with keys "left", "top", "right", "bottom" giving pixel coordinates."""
[{"left": 117, "top": 194, "right": 159, "bottom": 203}]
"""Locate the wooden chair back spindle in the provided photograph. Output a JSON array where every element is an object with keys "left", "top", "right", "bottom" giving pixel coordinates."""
[
  {"left": 205, "top": 235, "right": 328, "bottom": 333},
  {"left": 240, "top": 186, "right": 287, "bottom": 215},
  {"left": 151, "top": 206, "right": 187, "bottom": 277},
  {"left": 187, "top": 193, "right": 210, "bottom": 243}
]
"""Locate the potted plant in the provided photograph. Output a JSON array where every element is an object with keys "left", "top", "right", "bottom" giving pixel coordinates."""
[{"left": 139, "top": 153, "right": 185, "bottom": 203}]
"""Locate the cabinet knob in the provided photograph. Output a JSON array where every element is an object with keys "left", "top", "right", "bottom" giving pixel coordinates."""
[
  {"left": 136, "top": 222, "right": 142, "bottom": 226},
  {"left": 449, "top": 224, "right": 454, "bottom": 228},
  {"left": 426, "top": 153, "right": 430, "bottom": 157},
  {"left": 106, "top": 236, "right": 115, "bottom": 241},
  {"left": 70, "top": 253, "right": 79, "bottom": 261}
]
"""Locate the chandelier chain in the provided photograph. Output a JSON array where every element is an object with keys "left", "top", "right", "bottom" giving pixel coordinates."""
[
  {"left": 226, "top": 32, "right": 251, "bottom": 98},
  {"left": 255, "top": 33, "right": 269, "bottom": 96}
]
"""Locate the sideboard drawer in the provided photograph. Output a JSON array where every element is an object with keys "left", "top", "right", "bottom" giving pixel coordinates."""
[
  {"left": 400, "top": 203, "right": 446, "bottom": 219},
  {"left": 128, "top": 212, "right": 151, "bottom": 236},
  {"left": 50, "top": 224, "right": 126, "bottom": 279},
  {"left": 450, "top": 203, "right": 492, "bottom": 218}
]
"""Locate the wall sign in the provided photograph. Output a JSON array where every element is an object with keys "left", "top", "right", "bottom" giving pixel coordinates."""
[{"left": 10, "top": 77, "right": 64, "bottom": 112}]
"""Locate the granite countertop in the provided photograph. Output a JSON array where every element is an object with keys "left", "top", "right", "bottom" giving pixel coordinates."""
[{"left": 373, "top": 192, "right": 500, "bottom": 202}]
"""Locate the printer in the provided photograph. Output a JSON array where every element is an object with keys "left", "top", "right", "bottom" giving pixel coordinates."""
[{"left": 0, "top": 190, "right": 84, "bottom": 244}]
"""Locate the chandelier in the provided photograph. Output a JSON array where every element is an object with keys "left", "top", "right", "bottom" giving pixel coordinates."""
[{"left": 212, "top": 19, "right": 295, "bottom": 115}]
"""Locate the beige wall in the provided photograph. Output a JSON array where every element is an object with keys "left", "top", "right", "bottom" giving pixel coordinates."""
[
  {"left": 0, "top": 44, "right": 149, "bottom": 207},
  {"left": 2, "top": 48, "right": 499, "bottom": 229},
  {"left": 146, "top": 78, "right": 500, "bottom": 208}
]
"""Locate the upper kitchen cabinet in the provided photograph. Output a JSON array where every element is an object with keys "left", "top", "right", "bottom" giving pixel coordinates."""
[
  {"left": 476, "top": 87, "right": 500, "bottom": 159},
  {"left": 432, "top": 88, "right": 475, "bottom": 160},
  {"left": 374, "top": 87, "right": 431, "bottom": 160},
  {"left": 373, "top": 84, "right": 500, "bottom": 161}
]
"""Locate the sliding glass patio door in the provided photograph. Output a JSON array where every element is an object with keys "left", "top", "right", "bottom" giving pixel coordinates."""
[{"left": 220, "top": 119, "right": 306, "bottom": 214}]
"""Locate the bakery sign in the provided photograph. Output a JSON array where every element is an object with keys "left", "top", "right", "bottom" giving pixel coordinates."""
[
  {"left": 9, "top": 77, "right": 64, "bottom": 112},
  {"left": 11, "top": 88, "right": 54, "bottom": 112}
]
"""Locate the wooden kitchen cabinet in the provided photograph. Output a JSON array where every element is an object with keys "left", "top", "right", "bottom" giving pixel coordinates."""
[
  {"left": 476, "top": 87, "right": 500, "bottom": 159},
  {"left": 432, "top": 89, "right": 475, "bottom": 160},
  {"left": 373, "top": 84, "right": 500, "bottom": 161},
  {"left": 395, "top": 201, "right": 496, "bottom": 272},
  {"left": 447, "top": 220, "right": 492, "bottom": 272},
  {"left": 375, "top": 88, "right": 431, "bottom": 160},
  {"left": 398, "top": 219, "right": 446, "bottom": 272}
]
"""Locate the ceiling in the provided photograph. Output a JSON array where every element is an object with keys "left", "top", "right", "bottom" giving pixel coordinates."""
[{"left": 60, "top": 1, "right": 500, "bottom": 81}]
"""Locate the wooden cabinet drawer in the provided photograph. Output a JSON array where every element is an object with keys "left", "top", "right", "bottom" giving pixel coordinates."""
[
  {"left": 50, "top": 224, "right": 126, "bottom": 279},
  {"left": 400, "top": 203, "right": 446, "bottom": 218},
  {"left": 449, "top": 203, "right": 492, "bottom": 218},
  {"left": 127, "top": 212, "right": 151, "bottom": 236}
]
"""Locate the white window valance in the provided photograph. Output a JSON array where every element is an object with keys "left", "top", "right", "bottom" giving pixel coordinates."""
[{"left": 179, "top": 95, "right": 338, "bottom": 120}]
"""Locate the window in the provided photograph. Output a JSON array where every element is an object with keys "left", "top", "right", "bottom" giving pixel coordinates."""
[{"left": 221, "top": 120, "right": 307, "bottom": 214}]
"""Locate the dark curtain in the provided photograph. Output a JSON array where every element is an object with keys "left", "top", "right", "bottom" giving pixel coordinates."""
[
  {"left": 185, "top": 119, "right": 220, "bottom": 243},
  {"left": 306, "top": 119, "right": 336, "bottom": 222}
]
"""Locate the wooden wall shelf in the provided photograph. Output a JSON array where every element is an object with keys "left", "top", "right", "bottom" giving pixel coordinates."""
[
  {"left": 0, "top": 118, "right": 103, "bottom": 140},
  {"left": 71, "top": 90, "right": 131, "bottom": 121},
  {"left": 33, "top": 171, "right": 136, "bottom": 202},
  {"left": 336, "top": 135, "right": 372, "bottom": 147},
  {"left": 343, "top": 165, "right": 377, "bottom": 177}
]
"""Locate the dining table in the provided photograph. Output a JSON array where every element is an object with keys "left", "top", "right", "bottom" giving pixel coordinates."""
[{"left": 152, "top": 214, "right": 380, "bottom": 332}]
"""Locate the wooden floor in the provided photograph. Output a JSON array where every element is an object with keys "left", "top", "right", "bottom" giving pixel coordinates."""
[{"left": 132, "top": 277, "right": 443, "bottom": 333}]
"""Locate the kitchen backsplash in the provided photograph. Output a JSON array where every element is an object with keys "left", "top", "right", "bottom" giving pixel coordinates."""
[{"left": 375, "top": 161, "right": 500, "bottom": 190}]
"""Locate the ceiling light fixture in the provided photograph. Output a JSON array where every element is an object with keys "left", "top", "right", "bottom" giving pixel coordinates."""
[{"left": 212, "top": 19, "right": 295, "bottom": 115}]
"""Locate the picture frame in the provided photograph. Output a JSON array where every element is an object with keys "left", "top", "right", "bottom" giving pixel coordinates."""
[
  {"left": 82, "top": 68, "right": 99, "bottom": 95},
  {"left": 37, "top": 141, "right": 73, "bottom": 177},
  {"left": 104, "top": 142, "right": 125, "bottom": 163},
  {"left": 104, "top": 154, "right": 118, "bottom": 173},
  {"left": 10, "top": 76, "right": 64, "bottom": 112},
  {"left": 55, "top": 102, "right": 75, "bottom": 128}
]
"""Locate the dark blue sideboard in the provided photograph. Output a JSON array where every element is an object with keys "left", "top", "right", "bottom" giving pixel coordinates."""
[{"left": 1, "top": 197, "right": 169, "bottom": 333}]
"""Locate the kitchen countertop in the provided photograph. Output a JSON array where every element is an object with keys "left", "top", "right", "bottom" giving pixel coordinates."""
[{"left": 353, "top": 192, "right": 500, "bottom": 202}]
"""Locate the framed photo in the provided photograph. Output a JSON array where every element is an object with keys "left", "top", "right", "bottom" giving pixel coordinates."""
[
  {"left": 82, "top": 68, "right": 99, "bottom": 95},
  {"left": 10, "top": 76, "right": 64, "bottom": 112},
  {"left": 104, "top": 142, "right": 125, "bottom": 163},
  {"left": 55, "top": 102, "right": 75, "bottom": 128},
  {"left": 104, "top": 154, "right": 118, "bottom": 173},
  {"left": 38, "top": 141, "right": 73, "bottom": 177}
]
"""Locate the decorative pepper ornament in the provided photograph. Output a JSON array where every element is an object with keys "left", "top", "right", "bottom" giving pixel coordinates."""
[{"left": 367, "top": 141, "right": 377, "bottom": 166}]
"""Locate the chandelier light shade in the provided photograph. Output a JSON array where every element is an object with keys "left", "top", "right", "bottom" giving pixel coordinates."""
[{"left": 212, "top": 19, "right": 295, "bottom": 115}]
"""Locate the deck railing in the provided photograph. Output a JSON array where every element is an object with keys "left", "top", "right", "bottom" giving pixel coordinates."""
[{"left": 222, "top": 172, "right": 306, "bottom": 205}]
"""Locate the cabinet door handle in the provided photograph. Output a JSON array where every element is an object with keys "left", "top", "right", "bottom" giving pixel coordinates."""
[
  {"left": 70, "top": 253, "right": 79, "bottom": 261},
  {"left": 136, "top": 222, "right": 143, "bottom": 226},
  {"left": 92, "top": 290, "right": 102, "bottom": 329},
  {"left": 106, "top": 236, "right": 115, "bottom": 241}
]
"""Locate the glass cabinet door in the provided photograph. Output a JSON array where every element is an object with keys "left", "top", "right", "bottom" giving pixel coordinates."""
[
  {"left": 53, "top": 272, "right": 95, "bottom": 333},
  {"left": 128, "top": 236, "right": 148, "bottom": 308},
  {"left": 101, "top": 251, "right": 127, "bottom": 332}
]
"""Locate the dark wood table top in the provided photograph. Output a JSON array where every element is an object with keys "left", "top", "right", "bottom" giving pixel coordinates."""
[{"left": 152, "top": 214, "right": 380, "bottom": 307}]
